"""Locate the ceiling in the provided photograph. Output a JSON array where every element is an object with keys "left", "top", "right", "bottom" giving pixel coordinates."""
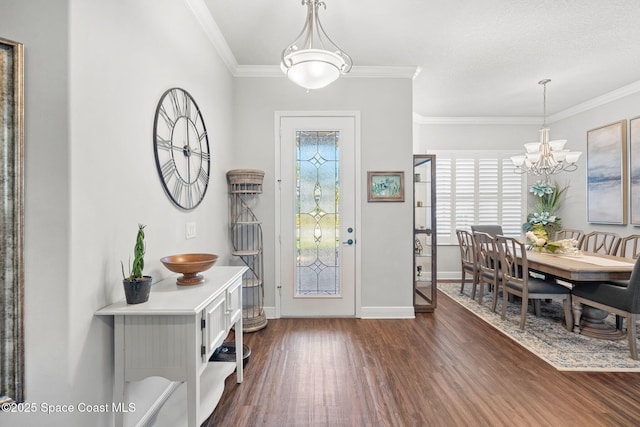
[{"left": 202, "top": 0, "right": 640, "bottom": 120}]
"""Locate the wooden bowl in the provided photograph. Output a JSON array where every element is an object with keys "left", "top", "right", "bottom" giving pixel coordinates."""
[{"left": 160, "top": 253, "right": 219, "bottom": 286}]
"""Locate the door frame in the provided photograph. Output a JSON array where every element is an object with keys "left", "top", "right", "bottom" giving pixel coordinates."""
[{"left": 274, "top": 111, "right": 362, "bottom": 318}]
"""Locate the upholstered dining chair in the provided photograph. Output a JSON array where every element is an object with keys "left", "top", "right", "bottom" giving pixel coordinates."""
[
  {"left": 572, "top": 256, "right": 640, "bottom": 360},
  {"left": 496, "top": 235, "right": 572, "bottom": 330},
  {"left": 581, "top": 231, "right": 621, "bottom": 255},
  {"left": 618, "top": 235, "right": 640, "bottom": 259},
  {"left": 456, "top": 229, "right": 479, "bottom": 298},
  {"left": 470, "top": 224, "right": 503, "bottom": 238},
  {"left": 473, "top": 231, "right": 501, "bottom": 311},
  {"left": 555, "top": 228, "right": 584, "bottom": 248}
]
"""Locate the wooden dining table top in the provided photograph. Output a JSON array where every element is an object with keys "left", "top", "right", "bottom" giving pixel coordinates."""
[{"left": 525, "top": 250, "right": 635, "bottom": 282}]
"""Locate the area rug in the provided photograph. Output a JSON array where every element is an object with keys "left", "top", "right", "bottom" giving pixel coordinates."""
[{"left": 438, "top": 283, "right": 640, "bottom": 372}]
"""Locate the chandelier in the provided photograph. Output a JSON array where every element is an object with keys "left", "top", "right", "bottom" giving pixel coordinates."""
[
  {"left": 511, "top": 79, "right": 581, "bottom": 179},
  {"left": 281, "top": 0, "right": 352, "bottom": 90}
]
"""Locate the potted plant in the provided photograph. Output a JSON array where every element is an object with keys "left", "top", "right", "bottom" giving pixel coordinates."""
[{"left": 121, "top": 224, "right": 152, "bottom": 304}]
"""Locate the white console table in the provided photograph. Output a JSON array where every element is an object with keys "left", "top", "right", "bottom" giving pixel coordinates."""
[{"left": 96, "top": 266, "right": 247, "bottom": 427}]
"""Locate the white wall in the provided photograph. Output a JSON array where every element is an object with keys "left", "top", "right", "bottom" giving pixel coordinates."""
[
  {"left": 232, "top": 76, "right": 414, "bottom": 316},
  {"left": 2, "top": 0, "right": 235, "bottom": 425}
]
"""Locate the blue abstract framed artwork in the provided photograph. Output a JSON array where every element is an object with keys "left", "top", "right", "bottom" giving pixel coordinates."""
[
  {"left": 367, "top": 171, "right": 405, "bottom": 202},
  {"left": 630, "top": 117, "right": 640, "bottom": 225},
  {"left": 586, "top": 120, "right": 627, "bottom": 224}
]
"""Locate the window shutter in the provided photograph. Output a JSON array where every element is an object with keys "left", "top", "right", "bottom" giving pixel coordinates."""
[
  {"left": 433, "top": 151, "right": 524, "bottom": 244},
  {"left": 435, "top": 158, "right": 452, "bottom": 241},
  {"left": 500, "top": 159, "right": 524, "bottom": 236},
  {"left": 454, "top": 158, "right": 476, "bottom": 230},
  {"left": 478, "top": 159, "right": 499, "bottom": 224}
]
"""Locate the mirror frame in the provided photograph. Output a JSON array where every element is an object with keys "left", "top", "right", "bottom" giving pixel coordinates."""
[{"left": 0, "top": 37, "right": 25, "bottom": 404}]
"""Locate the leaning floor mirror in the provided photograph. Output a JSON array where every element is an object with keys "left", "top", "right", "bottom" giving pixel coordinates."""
[{"left": 0, "top": 37, "right": 25, "bottom": 404}]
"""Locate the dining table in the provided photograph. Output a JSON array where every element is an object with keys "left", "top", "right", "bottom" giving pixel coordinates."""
[{"left": 525, "top": 250, "right": 636, "bottom": 339}]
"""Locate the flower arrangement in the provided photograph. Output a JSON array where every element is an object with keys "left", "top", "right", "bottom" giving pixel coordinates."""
[
  {"left": 525, "top": 223, "right": 580, "bottom": 254},
  {"left": 523, "top": 180, "right": 567, "bottom": 236},
  {"left": 523, "top": 180, "right": 579, "bottom": 254}
]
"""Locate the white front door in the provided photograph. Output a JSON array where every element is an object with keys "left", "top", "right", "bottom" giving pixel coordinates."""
[{"left": 277, "top": 113, "right": 359, "bottom": 317}]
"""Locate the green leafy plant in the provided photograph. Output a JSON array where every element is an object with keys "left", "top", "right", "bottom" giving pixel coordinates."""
[
  {"left": 122, "top": 224, "right": 147, "bottom": 281},
  {"left": 523, "top": 180, "right": 568, "bottom": 236}
]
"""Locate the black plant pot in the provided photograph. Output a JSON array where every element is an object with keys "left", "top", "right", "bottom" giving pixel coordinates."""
[{"left": 122, "top": 276, "right": 152, "bottom": 304}]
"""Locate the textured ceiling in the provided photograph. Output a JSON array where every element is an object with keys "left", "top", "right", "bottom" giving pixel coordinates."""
[{"left": 203, "top": 0, "right": 640, "bottom": 119}]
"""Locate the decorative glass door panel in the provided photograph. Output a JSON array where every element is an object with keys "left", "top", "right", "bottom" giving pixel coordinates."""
[
  {"left": 296, "top": 131, "right": 340, "bottom": 296},
  {"left": 279, "top": 115, "right": 356, "bottom": 317}
]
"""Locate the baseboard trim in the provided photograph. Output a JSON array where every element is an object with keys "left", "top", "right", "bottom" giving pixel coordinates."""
[
  {"left": 438, "top": 272, "right": 464, "bottom": 280},
  {"left": 360, "top": 306, "right": 415, "bottom": 319},
  {"left": 264, "top": 306, "right": 277, "bottom": 319},
  {"left": 264, "top": 305, "right": 415, "bottom": 319}
]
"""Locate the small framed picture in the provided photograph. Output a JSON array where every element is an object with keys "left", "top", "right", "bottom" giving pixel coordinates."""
[{"left": 367, "top": 171, "right": 405, "bottom": 202}]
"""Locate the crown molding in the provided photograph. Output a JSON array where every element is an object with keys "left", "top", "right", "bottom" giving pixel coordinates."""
[
  {"left": 233, "top": 65, "right": 282, "bottom": 77},
  {"left": 185, "top": 0, "right": 238, "bottom": 74},
  {"left": 343, "top": 65, "right": 420, "bottom": 79},
  {"left": 234, "top": 64, "right": 419, "bottom": 79},
  {"left": 415, "top": 79, "right": 640, "bottom": 126},
  {"left": 413, "top": 114, "right": 541, "bottom": 125},
  {"left": 548, "top": 79, "right": 640, "bottom": 123}
]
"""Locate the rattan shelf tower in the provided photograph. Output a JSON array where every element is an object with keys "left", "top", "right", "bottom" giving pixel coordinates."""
[{"left": 227, "top": 169, "right": 267, "bottom": 332}]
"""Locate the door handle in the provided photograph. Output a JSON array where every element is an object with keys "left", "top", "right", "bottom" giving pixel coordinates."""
[{"left": 342, "top": 239, "right": 354, "bottom": 245}]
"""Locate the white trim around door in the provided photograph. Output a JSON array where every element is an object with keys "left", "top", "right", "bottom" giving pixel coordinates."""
[{"left": 274, "top": 111, "right": 362, "bottom": 318}]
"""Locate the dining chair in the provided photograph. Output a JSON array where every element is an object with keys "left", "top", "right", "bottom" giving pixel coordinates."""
[
  {"left": 456, "top": 229, "right": 479, "bottom": 298},
  {"left": 581, "top": 231, "right": 621, "bottom": 255},
  {"left": 618, "top": 235, "right": 640, "bottom": 259},
  {"left": 572, "top": 256, "right": 640, "bottom": 360},
  {"left": 555, "top": 228, "right": 584, "bottom": 248},
  {"left": 610, "top": 234, "right": 640, "bottom": 328},
  {"left": 473, "top": 231, "right": 501, "bottom": 311},
  {"left": 470, "top": 225, "right": 503, "bottom": 238},
  {"left": 496, "top": 235, "right": 572, "bottom": 330}
]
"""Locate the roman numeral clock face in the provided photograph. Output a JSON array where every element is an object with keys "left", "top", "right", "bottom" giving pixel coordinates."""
[{"left": 153, "top": 88, "right": 210, "bottom": 210}]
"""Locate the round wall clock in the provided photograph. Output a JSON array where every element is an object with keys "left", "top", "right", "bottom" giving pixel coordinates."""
[{"left": 153, "top": 87, "right": 210, "bottom": 210}]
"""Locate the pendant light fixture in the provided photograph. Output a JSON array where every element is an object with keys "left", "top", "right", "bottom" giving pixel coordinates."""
[
  {"left": 511, "top": 79, "right": 581, "bottom": 180},
  {"left": 281, "top": 0, "right": 352, "bottom": 90}
]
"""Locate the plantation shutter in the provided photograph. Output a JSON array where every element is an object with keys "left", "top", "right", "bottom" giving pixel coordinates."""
[
  {"left": 433, "top": 151, "right": 525, "bottom": 244},
  {"left": 435, "top": 157, "right": 452, "bottom": 240}
]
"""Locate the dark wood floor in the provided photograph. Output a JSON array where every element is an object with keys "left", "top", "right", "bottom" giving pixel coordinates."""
[{"left": 205, "top": 289, "right": 640, "bottom": 427}]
